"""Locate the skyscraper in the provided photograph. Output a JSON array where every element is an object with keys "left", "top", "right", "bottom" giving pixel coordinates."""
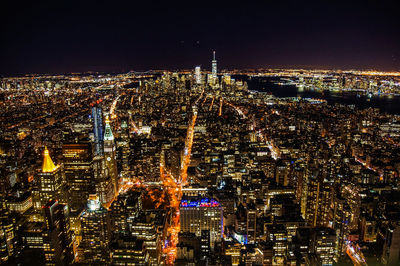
[
  {"left": 93, "top": 156, "right": 114, "bottom": 206},
  {"left": 42, "top": 200, "right": 74, "bottom": 265},
  {"left": 179, "top": 197, "right": 223, "bottom": 250},
  {"left": 80, "top": 195, "right": 110, "bottom": 263},
  {"left": 92, "top": 106, "right": 104, "bottom": 156},
  {"left": 62, "top": 143, "right": 94, "bottom": 213},
  {"left": 211, "top": 51, "right": 217, "bottom": 81},
  {"left": 37, "top": 147, "right": 65, "bottom": 208},
  {"left": 305, "top": 175, "right": 332, "bottom": 228},
  {"left": 0, "top": 203, "right": 17, "bottom": 262},
  {"left": 119, "top": 119, "right": 130, "bottom": 173},
  {"left": 195, "top": 66, "right": 201, "bottom": 84},
  {"left": 104, "top": 116, "right": 118, "bottom": 198}
]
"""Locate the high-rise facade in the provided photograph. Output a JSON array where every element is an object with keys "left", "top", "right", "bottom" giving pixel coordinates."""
[
  {"left": 92, "top": 106, "right": 104, "bottom": 156},
  {"left": 37, "top": 147, "right": 65, "bottom": 208},
  {"left": 93, "top": 155, "right": 114, "bottom": 205},
  {"left": 179, "top": 197, "right": 223, "bottom": 250},
  {"left": 104, "top": 116, "right": 118, "bottom": 198},
  {"left": 80, "top": 195, "right": 110, "bottom": 263},
  {"left": 305, "top": 174, "right": 333, "bottom": 228},
  {"left": 195, "top": 66, "right": 201, "bottom": 84},
  {"left": 62, "top": 143, "right": 94, "bottom": 213},
  {"left": 0, "top": 203, "right": 17, "bottom": 262},
  {"left": 42, "top": 200, "right": 74, "bottom": 265},
  {"left": 119, "top": 119, "right": 130, "bottom": 174},
  {"left": 247, "top": 206, "right": 257, "bottom": 244},
  {"left": 211, "top": 51, "right": 217, "bottom": 81}
]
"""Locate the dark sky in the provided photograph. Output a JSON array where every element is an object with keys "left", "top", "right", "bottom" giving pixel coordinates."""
[{"left": 1, "top": 0, "right": 399, "bottom": 75}]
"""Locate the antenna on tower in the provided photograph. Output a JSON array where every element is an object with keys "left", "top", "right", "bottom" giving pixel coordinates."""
[{"left": 213, "top": 51, "right": 216, "bottom": 60}]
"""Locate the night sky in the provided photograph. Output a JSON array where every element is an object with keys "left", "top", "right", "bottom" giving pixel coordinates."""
[{"left": 1, "top": 0, "right": 399, "bottom": 75}]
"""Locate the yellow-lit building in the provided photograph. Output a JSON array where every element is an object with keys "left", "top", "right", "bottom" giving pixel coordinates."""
[{"left": 37, "top": 147, "right": 65, "bottom": 208}]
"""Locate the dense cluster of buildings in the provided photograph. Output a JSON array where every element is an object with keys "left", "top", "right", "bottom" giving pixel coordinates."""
[{"left": 1, "top": 56, "right": 400, "bottom": 265}]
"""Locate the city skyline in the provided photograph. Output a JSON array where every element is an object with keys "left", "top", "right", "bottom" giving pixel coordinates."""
[
  {"left": 2, "top": 1, "right": 400, "bottom": 265},
  {"left": 2, "top": 57, "right": 400, "bottom": 265}
]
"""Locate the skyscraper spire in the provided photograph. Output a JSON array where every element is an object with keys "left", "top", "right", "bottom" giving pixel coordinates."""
[
  {"left": 212, "top": 51, "right": 217, "bottom": 80},
  {"left": 42, "top": 146, "right": 58, "bottom": 172},
  {"left": 104, "top": 116, "right": 114, "bottom": 141},
  {"left": 103, "top": 115, "right": 118, "bottom": 198}
]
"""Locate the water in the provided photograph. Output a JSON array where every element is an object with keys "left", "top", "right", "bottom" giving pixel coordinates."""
[{"left": 239, "top": 76, "right": 400, "bottom": 115}]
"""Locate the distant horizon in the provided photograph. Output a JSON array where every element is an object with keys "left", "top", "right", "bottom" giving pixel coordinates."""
[{"left": 2, "top": 65, "right": 400, "bottom": 78}]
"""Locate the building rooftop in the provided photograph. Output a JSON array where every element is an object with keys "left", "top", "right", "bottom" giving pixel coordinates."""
[
  {"left": 42, "top": 146, "right": 58, "bottom": 172},
  {"left": 180, "top": 197, "right": 221, "bottom": 208}
]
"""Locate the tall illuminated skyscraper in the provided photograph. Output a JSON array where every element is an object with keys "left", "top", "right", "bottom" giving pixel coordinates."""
[
  {"left": 104, "top": 116, "right": 118, "bottom": 198},
  {"left": 119, "top": 119, "right": 130, "bottom": 174},
  {"left": 211, "top": 51, "right": 217, "bottom": 80},
  {"left": 179, "top": 197, "right": 223, "bottom": 250},
  {"left": 37, "top": 147, "right": 65, "bottom": 208},
  {"left": 62, "top": 143, "right": 94, "bottom": 213},
  {"left": 304, "top": 174, "right": 332, "bottom": 228},
  {"left": 42, "top": 200, "right": 74, "bottom": 265},
  {"left": 93, "top": 155, "right": 114, "bottom": 205},
  {"left": 80, "top": 195, "right": 110, "bottom": 263},
  {"left": 92, "top": 106, "right": 104, "bottom": 156},
  {"left": 195, "top": 66, "right": 201, "bottom": 84}
]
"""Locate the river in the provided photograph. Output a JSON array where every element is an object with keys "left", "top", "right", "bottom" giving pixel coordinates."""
[{"left": 239, "top": 76, "right": 400, "bottom": 115}]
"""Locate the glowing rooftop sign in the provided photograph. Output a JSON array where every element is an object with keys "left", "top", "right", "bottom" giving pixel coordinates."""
[{"left": 180, "top": 198, "right": 221, "bottom": 208}]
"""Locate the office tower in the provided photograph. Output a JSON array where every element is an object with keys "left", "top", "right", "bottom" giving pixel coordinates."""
[
  {"left": 110, "top": 209, "right": 165, "bottom": 265},
  {"left": 80, "top": 195, "right": 110, "bottom": 263},
  {"left": 179, "top": 197, "right": 223, "bottom": 250},
  {"left": 126, "top": 210, "right": 165, "bottom": 264},
  {"left": 42, "top": 200, "right": 74, "bottom": 265},
  {"left": 93, "top": 156, "right": 114, "bottom": 205},
  {"left": 211, "top": 51, "right": 217, "bottom": 80},
  {"left": 305, "top": 174, "right": 333, "bottom": 228},
  {"left": 104, "top": 116, "right": 118, "bottom": 197},
  {"left": 195, "top": 66, "right": 201, "bottom": 84},
  {"left": 247, "top": 204, "right": 257, "bottom": 244},
  {"left": 37, "top": 147, "right": 65, "bottom": 207},
  {"left": 62, "top": 143, "right": 94, "bottom": 213},
  {"left": 109, "top": 190, "right": 142, "bottom": 234},
  {"left": 92, "top": 106, "right": 104, "bottom": 156},
  {"left": 0, "top": 202, "right": 17, "bottom": 262},
  {"left": 333, "top": 195, "right": 351, "bottom": 259},
  {"left": 275, "top": 160, "right": 290, "bottom": 186},
  {"left": 119, "top": 119, "right": 130, "bottom": 173}
]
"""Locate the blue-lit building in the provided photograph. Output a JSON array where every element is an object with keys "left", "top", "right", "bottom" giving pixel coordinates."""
[
  {"left": 179, "top": 197, "right": 223, "bottom": 251},
  {"left": 92, "top": 106, "right": 104, "bottom": 156}
]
